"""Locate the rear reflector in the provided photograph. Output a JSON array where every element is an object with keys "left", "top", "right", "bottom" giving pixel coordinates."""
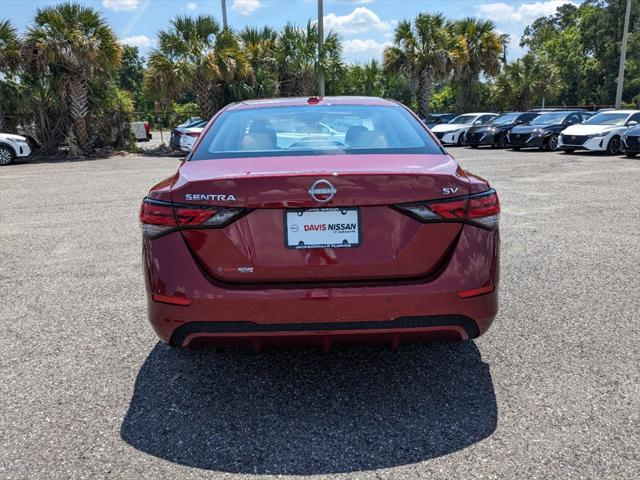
[
  {"left": 457, "top": 285, "right": 495, "bottom": 298},
  {"left": 152, "top": 294, "right": 192, "bottom": 306},
  {"left": 394, "top": 189, "right": 500, "bottom": 230},
  {"left": 140, "top": 198, "right": 246, "bottom": 238}
]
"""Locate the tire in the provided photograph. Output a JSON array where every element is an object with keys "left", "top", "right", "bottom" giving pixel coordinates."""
[
  {"left": 456, "top": 132, "right": 466, "bottom": 146},
  {"left": 606, "top": 136, "right": 621, "bottom": 155},
  {"left": 512, "top": 147, "right": 521, "bottom": 151},
  {"left": 0, "top": 145, "right": 15, "bottom": 166},
  {"left": 563, "top": 149, "right": 575, "bottom": 154},
  {"left": 497, "top": 135, "right": 509, "bottom": 149},
  {"left": 626, "top": 152, "right": 638, "bottom": 158},
  {"left": 546, "top": 134, "right": 559, "bottom": 151},
  {"left": 470, "top": 144, "right": 478, "bottom": 149}
]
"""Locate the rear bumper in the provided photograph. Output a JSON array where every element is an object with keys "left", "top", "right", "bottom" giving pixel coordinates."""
[{"left": 143, "top": 225, "right": 500, "bottom": 348}]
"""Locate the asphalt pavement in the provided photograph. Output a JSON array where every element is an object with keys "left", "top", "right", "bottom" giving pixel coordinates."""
[{"left": 1, "top": 147, "right": 639, "bottom": 479}]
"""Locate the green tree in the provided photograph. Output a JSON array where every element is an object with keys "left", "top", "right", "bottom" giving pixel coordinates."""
[
  {"left": 146, "top": 15, "right": 252, "bottom": 118},
  {"left": 0, "top": 20, "right": 22, "bottom": 130},
  {"left": 342, "top": 60, "right": 384, "bottom": 97},
  {"left": 118, "top": 45, "right": 145, "bottom": 108},
  {"left": 275, "top": 21, "right": 344, "bottom": 96},
  {"left": 383, "top": 13, "right": 460, "bottom": 117},
  {"left": 452, "top": 17, "right": 503, "bottom": 111},
  {"left": 23, "top": 3, "right": 121, "bottom": 155},
  {"left": 239, "top": 26, "right": 278, "bottom": 97},
  {"left": 491, "top": 53, "right": 561, "bottom": 110}
]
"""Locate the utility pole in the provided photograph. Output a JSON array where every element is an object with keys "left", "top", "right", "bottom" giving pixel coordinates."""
[
  {"left": 221, "top": 0, "right": 228, "bottom": 29},
  {"left": 615, "top": 0, "right": 631, "bottom": 108},
  {"left": 317, "top": 0, "right": 325, "bottom": 96}
]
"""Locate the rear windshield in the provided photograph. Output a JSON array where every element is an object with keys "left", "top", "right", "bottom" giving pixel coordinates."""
[{"left": 190, "top": 105, "right": 443, "bottom": 160}]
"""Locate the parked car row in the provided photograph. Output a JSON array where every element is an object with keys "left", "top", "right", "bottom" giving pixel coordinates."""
[{"left": 425, "top": 109, "right": 640, "bottom": 156}]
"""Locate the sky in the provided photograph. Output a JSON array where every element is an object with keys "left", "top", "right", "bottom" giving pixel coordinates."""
[{"left": 0, "top": 0, "right": 578, "bottom": 63}]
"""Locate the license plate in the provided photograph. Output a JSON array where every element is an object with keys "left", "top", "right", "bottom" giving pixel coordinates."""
[{"left": 285, "top": 208, "right": 361, "bottom": 249}]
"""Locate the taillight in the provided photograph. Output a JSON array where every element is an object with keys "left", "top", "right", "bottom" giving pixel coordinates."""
[
  {"left": 393, "top": 189, "right": 500, "bottom": 230},
  {"left": 140, "top": 198, "right": 246, "bottom": 238},
  {"left": 185, "top": 132, "right": 200, "bottom": 138},
  {"left": 144, "top": 122, "right": 150, "bottom": 135},
  {"left": 467, "top": 190, "right": 500, "bottom": 229}
]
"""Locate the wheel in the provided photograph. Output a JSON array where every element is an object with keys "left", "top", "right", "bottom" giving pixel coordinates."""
[
  {"left": 606, "top": 136, "right": 621, "bottom": 155},
  {"left": 626, "top": 152, "right": 638, "bottom": 158},
  {"left": 456, "top": 132, "right": 466, "bottom": 146},
  {"left": 546, "top": 134, "right": 559, "bottom": 151},
  {"left": 497, "top": 135, "right": 509, "bottom": 149},
  {"left": 0, "top": 145, "right": 15, "bottom": 166}
]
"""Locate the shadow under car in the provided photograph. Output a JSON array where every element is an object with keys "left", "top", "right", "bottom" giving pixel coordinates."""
[{"left": 121, "top": 341, "right": 497, "bottom": 475}]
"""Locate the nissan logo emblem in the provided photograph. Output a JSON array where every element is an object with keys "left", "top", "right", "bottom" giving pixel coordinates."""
[{"left": 308, "top": 179, "right": 336, "bottom": 203}]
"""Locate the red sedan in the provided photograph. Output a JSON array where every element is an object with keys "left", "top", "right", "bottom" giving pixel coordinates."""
[{"left": 140, "top": 97, "right": 500, "bottom": 350}]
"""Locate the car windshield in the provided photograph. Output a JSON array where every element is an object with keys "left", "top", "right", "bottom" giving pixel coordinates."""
[
  {"left": 191, "top": 105, "right": 443, "bottom": 160},
  {"left": 488, "top": 113, "right": 519, "bottom": 125},
  {"left": 530, "top": 112, "right": 570, "bottom": 125},
  {"left": 449, "top": 114, "right": 477, "bottom": 125},
  {"left": 582, "top": 112, "right": 630, "bottom": 125}
]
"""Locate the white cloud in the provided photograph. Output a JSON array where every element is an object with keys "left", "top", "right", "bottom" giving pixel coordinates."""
[
  {"left": 231, "top": 0, "right": 261, "bottom": 16},
  {"left": 343, "top": 38, "right": 390, "bottom": 59},
  {"left": 186, "top": 2, "right": 197, "bottom": 11},
  {"left": 102, "top": 0, "right": 139, "bottom": 11},
  {"left": 324, "top": 7, "right": 392, "bottom": 35},
  {"left": 119, "top": 35, "right": 151, "bottom": 47},
  {"left": 328, "top": 0, "right": 374, "bottom": 4},
  {"left": 476, "top": 1, "right": 577, "bottom": 24}
]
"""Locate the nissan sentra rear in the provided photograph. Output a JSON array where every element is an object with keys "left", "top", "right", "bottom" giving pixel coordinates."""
[{"left": 140, "top": 97, "right": 500, "bottom": 350}]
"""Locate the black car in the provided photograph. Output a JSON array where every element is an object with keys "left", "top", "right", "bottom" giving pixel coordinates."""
[
  {"left": 466, "top": 112, "right": 540, "bottom": 148},
  {"left": 622, "top": 125, "right": 640, "bottom": 158},
  {"left": 422, "top": 113, "right": 458, "bottom": 129},
  {"left": 507, "top": 111, "right": 593, "bottom": 151}
]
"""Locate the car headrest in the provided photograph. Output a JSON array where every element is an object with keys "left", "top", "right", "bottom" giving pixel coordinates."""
[{"left": 345, "top": 126, "right": 369, "bottom": 146}]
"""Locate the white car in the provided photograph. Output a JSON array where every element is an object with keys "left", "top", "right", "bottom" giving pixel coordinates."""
[
  {"left": 179, "top": 124, "right": 205, "bottom": 152},
  {"left": 0, "top": 133, "right": 32, "bottom": 166},
  {"left": 558, "top": 110, "right": 640, "bottom": 154},
  {"left": 430, "top": 112, "right": 498, "bottom": 145}
]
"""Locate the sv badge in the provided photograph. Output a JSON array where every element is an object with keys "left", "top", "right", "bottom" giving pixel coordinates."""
[{"left": 442, "top": 187, "right": 459, "bottom": 194}]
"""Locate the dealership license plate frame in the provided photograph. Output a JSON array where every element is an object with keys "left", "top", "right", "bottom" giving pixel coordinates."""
[{"left": 284, "top": 207, "right": 361, "bottom": 249}]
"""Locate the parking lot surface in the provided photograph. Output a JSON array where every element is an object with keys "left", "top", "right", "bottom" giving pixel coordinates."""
[{"left": 1, "top": 148, "right": 639, "bottom": 479}]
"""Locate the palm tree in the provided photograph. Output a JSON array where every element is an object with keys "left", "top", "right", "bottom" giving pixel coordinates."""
[
  {"left": 276, "top": 21, "right": 343, "bottom": 97},
  {"left": 23, "top": 3, "right": 121, "bottom": 155},
  {"left": 239, "top": 26, "right": 278, "bottom": 97},
  {"left": 0, "top": 20, "right": 22, "bottom": 131},
  {"left": 343, "top": 60, "right": 384, "bottom": 97},
  {"left": 491, "top": 53, "right": 561, "bottom": 110},
  {"left": 383, "top": 13, "right": 460, "bottom": 117},
  {"left": 453, "top": 18, "right": 503, "bottom": 111},
  {"left": 146, "top": 15, "right": 252, "bottom": 118}
]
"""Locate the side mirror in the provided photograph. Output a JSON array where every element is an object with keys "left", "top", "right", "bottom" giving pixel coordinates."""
[
  {"left": 564, "top": 120, "right": 575, "bottom": 126},
  {"left": 473, "top": 120, "right": 483, "bottom": 125},
  {"left": 627, "top": 120, "right": 638, "bottom": 127}
]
